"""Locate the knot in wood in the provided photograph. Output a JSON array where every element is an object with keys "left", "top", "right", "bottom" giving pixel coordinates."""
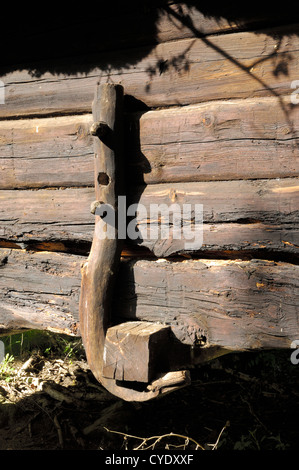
[{"left": 90, "top": 121, "right": 110, "bottom": 139}]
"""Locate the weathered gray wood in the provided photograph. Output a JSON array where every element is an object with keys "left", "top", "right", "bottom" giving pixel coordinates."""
[
  {"left": 147, "top": 370, "right": 191, "bottom": 394},
  {"left": 77, "top": 84, "right": 180, "bottom": 401},
  {"left": 78, "top": 84, "right": 126, "bottom": 372},
  {"left": 115, "top": 258, "right": 299, "bottom": 351},
  {"left": 0, "top": 115, "right": 93, "bottom": 189},
  {"left": 128, "top": 97, "right": 299, "bottom": 184},
  {"left": 0, "top": 249, "right": 81, "bottom": 336},
  {"left": 0, "top": 249, "right": 298, "bottom": 354},
  {"left": 144, "top": 223, "right": 299, "bottom": 259},
  {"left": 2, "top": 223, "right": 298, "bottom": 260},
  {"left": 0, "top": 187, "right": 94, "bottom": 243},
  {"left": 1, "top": 24, "right": 299, "bottom": 118},
  {"left": 1, "top": 6, "right": 298, "bottom": 396},
  {"left": 132, "top": 179, "right": 299, "bottom": 256},
  {"left": 1, "top": 97, "right": 298, "bottom": 189},
  {"left": 0, "top": 179, "right": 298, "bottom": 257}
]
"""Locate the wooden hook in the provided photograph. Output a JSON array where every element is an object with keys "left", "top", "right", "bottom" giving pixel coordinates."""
[{"left": 79, "top": 83, "right": 190, "bottom": 401}]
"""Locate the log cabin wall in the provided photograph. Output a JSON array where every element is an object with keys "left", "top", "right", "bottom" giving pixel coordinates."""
[{"left": 0, "top": 2, "right": 298, "bottom": 357}]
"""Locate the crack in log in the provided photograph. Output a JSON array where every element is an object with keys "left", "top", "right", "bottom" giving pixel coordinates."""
[{"left": 0, "top": 240, "right": 298, "bottom": 265}]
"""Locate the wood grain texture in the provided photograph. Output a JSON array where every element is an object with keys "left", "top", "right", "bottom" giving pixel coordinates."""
[
  {"left": 1, "top": 249, "right": 298, "bottom": 353},
  {"left": 0, "top": 249, "right": 81, "bottom": 336},
  {"left": 1, "top": 97, "right": 298, "bottom": 189},
  {"left": 1, "top": 24, "right": 299, "bottom": 117},
  {"left": 0, "top": 115, "right": 93, "bottom": 189},
  {"left": 1, "top": 6, "right": 298, "bottom": 382},
  {"left": 116, "top": 258, "right": 299, "bottom": 350},
  {"left": 129, "top": 97, "right": 299, "bottom": 184},
  {"left": 77, "top": 83, "right": 149, "bottom": 400},
  {"left": 0, "top": 179, "right": 298, "bottom": 257},
  {"left": 3, "top": 2, "right": 297, "bottom": 74},
  {"left": 102, "top": 321, "right": 171, "bottom": 382}
]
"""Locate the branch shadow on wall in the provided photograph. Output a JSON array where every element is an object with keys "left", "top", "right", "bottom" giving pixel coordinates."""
[
  {"left": 2, "top": 1, "right": 298, "bottom": 147},
  {"left": 1, "top": 1, "right": 299, "bottom": 78},
  {"left": 1, "top": 1, "right": 298, "bottom": 266}
]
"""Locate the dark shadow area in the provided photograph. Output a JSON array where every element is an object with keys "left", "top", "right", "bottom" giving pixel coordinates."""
[
  {"left": 183, "top": 2, "right": 299, "bottom": 33},
  {"left": 1, "top": 1, "right": 299, "bottom": 78},
  {"left": 0, "top": 1, "right": 162, "bottom": 76},
  {"left": 123, "top": 95, "right": 152, "bottom": 252},
  {"left": 1, "top": 344, "right": 299, "bottom": 450},
  {"left": 124, "top": 95, "right": 151, "bottom": 185},
  {"left": 1, "top": 0, "right": 298, "bottom": 159}
]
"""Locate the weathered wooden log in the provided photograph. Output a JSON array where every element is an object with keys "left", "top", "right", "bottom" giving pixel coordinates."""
[
  {"left": 147, "top": 370, "right": 191, "bottom": 394},
  {"left": 129, "top": 179, "right": 299, "bottom": 257},
  {"left": 0, "top": 248, "right": 298, "bottom": 353},
  {"left": 0, "top": 115, "right": 93, "bottom": 189},
  {"left": 1, "top": 97, "right": 298, "bottom": 189},
  {"left": 4, "top": 3, "right": 291, "bottom": 72},
  {"left": 1, "top": 6, "right": 298, "bottom": 405},
  {"left": 0, "top": 249, "right": 81, "bottom": 336},
  {"left": 116, "top": 258, "right": 299, "bottom": 350},
  {"left": 1, "top": 24, "right": 299, "bottom": 118},
  {"left": 127, "top": 97, "right": 299, "bottom": 184},
  {"left": 1, "top": 179, "right": 298, "bottom": 258}
]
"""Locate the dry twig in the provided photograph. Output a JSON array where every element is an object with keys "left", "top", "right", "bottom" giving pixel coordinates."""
[
  {"left": 53, "top": 415, "right": 64, "bottom": 449},
  {"left": 103, "top": 427, "right": 205, "bottom": 450},
  {"left": 206, "top": 421, "right": 230, "bottom": 450}
]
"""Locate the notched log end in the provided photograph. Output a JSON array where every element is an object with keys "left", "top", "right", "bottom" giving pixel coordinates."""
[
  {"left": 102, "top": 321, "right": 171, "bottom": 383},
  {"left": 100, "top": 321, "right": 193, "bottom": 401}
]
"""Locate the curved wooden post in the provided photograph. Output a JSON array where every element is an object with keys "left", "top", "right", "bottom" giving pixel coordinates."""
[{"left": 79, "top": 83, "right": 190, "bottom": 401}]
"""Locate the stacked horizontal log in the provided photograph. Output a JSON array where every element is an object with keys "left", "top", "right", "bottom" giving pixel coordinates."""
[
  {"left": 2, "top": 23, "right": 299, "bottom": 117},
  {"left": 1, "top": 97, "right": 298, "bottom": 189},
  {"left": 0, "top": 179, "right": 298, "bottom": 258},
  {"left": 0, "top": 4, "right": 298, "bottom": 354},
  {"left": 1, "top": 249, "right": 298, "bottom": 353}
]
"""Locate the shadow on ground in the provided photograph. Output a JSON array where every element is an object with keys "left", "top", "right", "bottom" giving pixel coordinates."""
[{"left": 0, "top": 346, "right": 298, "bottom": 450}]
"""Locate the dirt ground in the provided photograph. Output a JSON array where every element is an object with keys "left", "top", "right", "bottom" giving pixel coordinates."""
[{"left": 0, "top": 340, "right": 298, "bottom": 451}]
